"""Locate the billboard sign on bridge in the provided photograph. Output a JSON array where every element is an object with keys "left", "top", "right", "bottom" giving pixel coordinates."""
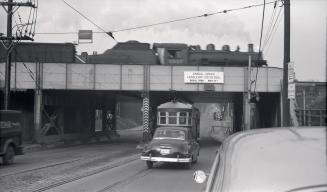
[{"left": 184, "top": 71, "right": 224, "bottom": 84}]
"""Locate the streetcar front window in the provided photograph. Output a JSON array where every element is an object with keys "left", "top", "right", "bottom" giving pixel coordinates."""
[
  {"left": 179, "top": 112, "right": 187, "bottom": 125},
  {"left": 168, "top": 112, "right": 177, "bottom": 124}
]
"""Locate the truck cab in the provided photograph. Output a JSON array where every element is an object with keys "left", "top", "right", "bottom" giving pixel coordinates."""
[{"left": 0, "top": 110, "right": 24, "bottom": 165}]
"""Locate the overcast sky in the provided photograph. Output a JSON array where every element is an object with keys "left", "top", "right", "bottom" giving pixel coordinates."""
[{"left": 1, "top": 0, "right": 326, "bottom": 81}]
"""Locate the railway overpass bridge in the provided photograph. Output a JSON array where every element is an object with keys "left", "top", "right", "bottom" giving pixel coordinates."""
[{"left": 0, "top": 62, "right": 283, "bottom": 143}]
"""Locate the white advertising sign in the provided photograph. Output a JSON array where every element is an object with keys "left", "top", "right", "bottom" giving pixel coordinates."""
[
  {"left": 288, "top": 62, "right": 295, "bottom": 83},
  {"left": 288, "top": 83, "right": 295, "bottom": 99},
  {"left": 184, "top": 71, "right": 224, "bottom": 84}
]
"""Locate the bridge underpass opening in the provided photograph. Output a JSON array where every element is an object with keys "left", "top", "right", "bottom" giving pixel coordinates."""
[
  {"left": 147, "top": 91, "right": 280, "bottom": 141},
  {"left": 41, "top": 90, "right": 117, "bottom": 143},
  {"left": 147, "top": 91, "right": 243, "bottom": 142}
]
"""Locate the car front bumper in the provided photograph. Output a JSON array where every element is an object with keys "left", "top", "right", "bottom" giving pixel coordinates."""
[{"left": 140, "top": 155, "right": 191, "bottom": 163}]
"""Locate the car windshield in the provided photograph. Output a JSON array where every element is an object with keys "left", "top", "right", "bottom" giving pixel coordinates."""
[{"left": 153, "top": 129, "right": 186, "bottom": 140}]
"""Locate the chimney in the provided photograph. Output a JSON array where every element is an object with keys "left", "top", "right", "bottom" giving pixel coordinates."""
[
  {"left": 93, "top": 51, "right": 98, "bottom": 55},
  {"left": 81, "top": 52, "right": 88, "bottom": 61},
  {"left": 248, "top": 44, "right": 254, "bottom": 52},
  {"left": 206, "top": 44, "right": 215, "bottom": 50},
  {"left": 222, "top": 45, "right": 230, "bottom": 51}
]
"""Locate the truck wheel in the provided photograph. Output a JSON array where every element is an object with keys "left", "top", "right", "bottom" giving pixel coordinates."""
[
  {"left": 3, "top": 145, "right": 15, "bottom": 165},
  {"left": 146, "top": 161, "right": 153, "bottom": 169}
]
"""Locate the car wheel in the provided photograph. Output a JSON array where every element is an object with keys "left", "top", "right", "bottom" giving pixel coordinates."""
[
  {"left": 146, "top": 161, "right": 153, "bottom": 169},
  {"left": 3, "top": 145, "right": 15, "bottom": 165}
]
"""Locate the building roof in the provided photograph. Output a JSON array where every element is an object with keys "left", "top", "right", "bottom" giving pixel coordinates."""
[{"left": 0, "top": 42, "right": 76, "bottom": 63}]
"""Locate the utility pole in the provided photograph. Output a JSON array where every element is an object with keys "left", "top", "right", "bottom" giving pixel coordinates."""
[
  {"left": 0, "top": 0, "right": 36, "bottom": 109},
  {"left": 4, "top": 0, "right": 13, "bottom": 110},
  {"left": 282, "top": 0, "right": 290, "bottom": 126}
]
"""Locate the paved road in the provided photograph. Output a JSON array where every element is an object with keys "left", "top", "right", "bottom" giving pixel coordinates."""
[
  {"left": 41, "top": 137, "right": 219, "bottom": 192},
  {"left": 0, "top": 126, "right": 220, "bottom": 192}
]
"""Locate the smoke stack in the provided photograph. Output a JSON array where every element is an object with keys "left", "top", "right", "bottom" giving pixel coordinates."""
[
  {"left": 206, "top": 44, "right": 215, "bottom": 50},
  {"left": 222, "top": 45, "right": 230, "bottom": 51},
  {"left": 248, "top": 44, "right": 254, "bottom": 52}
]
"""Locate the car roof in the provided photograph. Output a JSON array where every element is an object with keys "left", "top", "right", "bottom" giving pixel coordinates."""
[{"left": 211, "top": 127, "right": 327, "bottom": 192}]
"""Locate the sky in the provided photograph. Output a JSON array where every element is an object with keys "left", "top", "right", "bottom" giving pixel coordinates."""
[{"left": 1, "top": 0, "right": 326, "bottom": 81}]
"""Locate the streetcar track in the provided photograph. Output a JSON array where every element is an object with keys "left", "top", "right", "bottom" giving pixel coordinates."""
[
  {"left": 0, "top": 158, "right": 83, "bottom": 177},
  {"left": 96, "top": 168, "right": 152, "bottom": 192},
  {"left": 31, "top": 154, "right": 140, "bottom": 192}
]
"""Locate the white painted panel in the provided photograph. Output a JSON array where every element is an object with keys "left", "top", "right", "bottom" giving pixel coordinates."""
[
  {"left": 222, "top": 67, "right": 245, "bottom": 92},
  {"left": 95, "top": 64, "right": 120, "bottom": 90},
  {"left": 121, "top": 65, "right": 143, "bottom": 90},
  {"left": 16, "top": 62, "right": 36, "bottom": 89},
  {"left": 173, "top": 66, "right": 198, "bottom": 91},
  {"left": 67, "top": 64, "right": 94, "bottom": 89},
  {"left": 43, "top": 63, "right": 66, "bottom": 89},
  {"left": 198, "top": 66, "right": 225, "bottom": 91},
  {"left": 150, "top": 66, "right": 171, "bottom": 90},
  {"left": 267, "top": 67, "right": 283, "bottom": 92}
]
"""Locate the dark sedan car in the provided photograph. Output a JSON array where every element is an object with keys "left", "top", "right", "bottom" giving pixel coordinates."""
[{"left": 141, "top": 126, "right": 200, "bottom": 169}]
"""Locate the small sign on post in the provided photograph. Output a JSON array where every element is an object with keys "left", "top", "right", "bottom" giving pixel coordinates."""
[
  {"left": 288, "top": 62, "right": 295, "bottom": 83},
  {"left": 288, "top": 83, "right": 295, "bottom": 99},
  {"left": 78, "top": 30, "right": 93, "bottom": 44},
  {"left": 287, "top": 62, "right": 295, "bottom": 99}
]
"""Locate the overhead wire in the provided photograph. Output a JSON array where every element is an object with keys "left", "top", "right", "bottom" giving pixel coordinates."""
[
  {"left": 36, "top": 1, "right": 276, "bottom": 36},
  {"left": 263, "top": 0, "right": 279, "bottom": 48},
  {"left": 262, "top": 3, "right": 283, "bottom": 51},
  {"left": 264, "top": 9, "right": 284, "bottom": 53},
  {"left": 252, "top": 0, "right": 267, "bottom": 95},
  {"left": 61, "top": 0, "right": 117, "bottom": 42}
]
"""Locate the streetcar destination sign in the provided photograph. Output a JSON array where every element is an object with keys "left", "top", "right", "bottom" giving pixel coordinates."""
[{"left": 184, "top": 71, "right": 224, "bottom": 84}]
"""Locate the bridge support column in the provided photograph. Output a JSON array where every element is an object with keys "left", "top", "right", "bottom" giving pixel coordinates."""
[
  {"left": 142, "top": 95, "right": 150, "bottom": 143},
  {"left": 34, "top": 62, "right": 43, "bottom": 143},
  {"left": 243, "top": 93, "right": 256, "bottom": 130}
]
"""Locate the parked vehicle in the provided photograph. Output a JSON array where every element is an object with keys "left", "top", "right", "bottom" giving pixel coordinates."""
[
  {"left": 194, "top": 127, "right": 327, "bottom": 192},
  {"left": 0, "top": 110, "right": 24, "bottom": 165},
  {"left": 141, "top": 126, "right": 200, "bottom": 169}
]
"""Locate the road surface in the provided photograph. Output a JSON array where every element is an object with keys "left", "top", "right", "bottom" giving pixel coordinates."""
[{"left": 0, "top": 126, "right": 220, "bottom": 192}]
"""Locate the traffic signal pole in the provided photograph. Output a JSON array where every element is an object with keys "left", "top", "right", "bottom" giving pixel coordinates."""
[{"left": 282, "top": 0, "right": 290, "bottom": 126}]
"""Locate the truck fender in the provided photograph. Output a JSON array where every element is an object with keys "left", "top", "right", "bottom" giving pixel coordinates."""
[{"left": 1, "top": 139, "right": 16, "bottom": 155}]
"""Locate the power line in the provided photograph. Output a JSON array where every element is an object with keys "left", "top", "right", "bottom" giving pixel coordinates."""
[
  {"left": 253, "top": 0, "right": 267, "bottom": 95},
  {"left": 262, "top": 5, "right": 283, "bottom": 51},
  {"left": 36, "top": 1, "right": 276, "bottom": 35},
  {"left": 264, "top": 10, "right": 284, "bottom": 53},
  {"left": 263, "top": 0, "right": 279, "bottom": 48},
  {"left": 61, "top": 0, "right": 117, "bottom": 42}
]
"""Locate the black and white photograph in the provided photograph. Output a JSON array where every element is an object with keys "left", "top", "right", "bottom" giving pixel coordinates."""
[{"left": 0, "top": 0, "right": 326, "bottom": 191}]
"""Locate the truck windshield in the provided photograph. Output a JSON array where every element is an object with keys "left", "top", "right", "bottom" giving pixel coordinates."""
[{"left": 153, "top": 129, "right": 186, "bottom": 140}]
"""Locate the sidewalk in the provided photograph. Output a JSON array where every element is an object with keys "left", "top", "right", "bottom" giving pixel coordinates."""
[{"left": 22, "top": 126, "right": 144, "bottom": 153}]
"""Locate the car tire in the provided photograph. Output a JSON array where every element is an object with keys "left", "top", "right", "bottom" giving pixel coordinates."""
[
  {"left": 3, "top": 145, "right": 15, "bottom": 165},
  {"left": 146, "top": 161, "right": 153, "bottom": 169}
]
